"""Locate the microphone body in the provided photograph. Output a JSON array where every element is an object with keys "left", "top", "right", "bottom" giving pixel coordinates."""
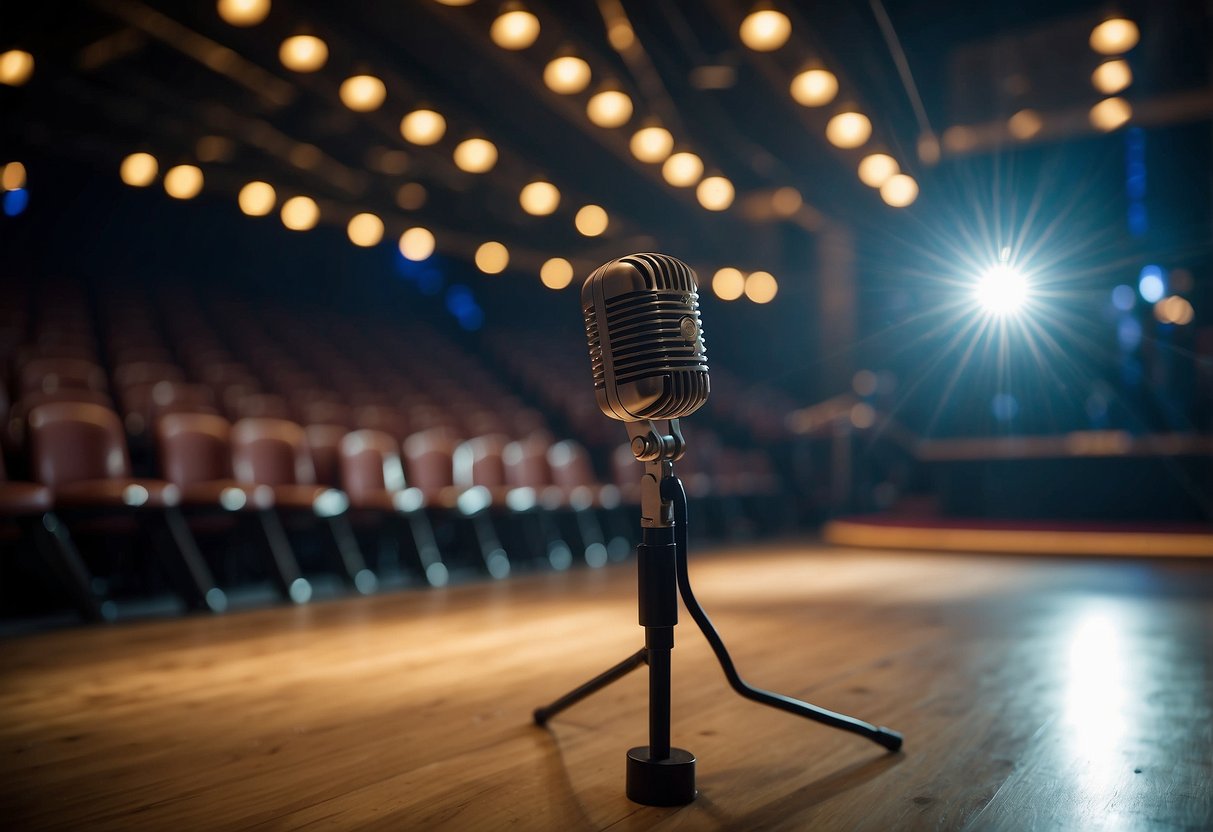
[{"left": 582, "top": 253, "right": 710, "bottom": 422}]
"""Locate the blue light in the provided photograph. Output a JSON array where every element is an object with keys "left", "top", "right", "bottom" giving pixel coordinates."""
[
  {"left": 1138, "top": 265, "right": 1165, "bottom": 303},
  {"left": 417, "top": 268, "right": 444, "bottom": 296},
  {"left": 445, "top": 285, "right": 475, "bottom": 316},
  {"left": 456, "top": 306, "right": 484, "bottom": 331},
  {"left": 991, "top": 393, "right": 1019, "bottom": 422},
  {"left": 1111, "top": 284, "right": 1136, "bottom": 311},
  {"left": 1127, "top": 202, "right": 1148, "bottom": 237},
  {"left": 2, "top": 188, "right": 28, "bottom": 216},
  {"left": 1117, "top": 317, "right": 1142, "bottom": 350}
]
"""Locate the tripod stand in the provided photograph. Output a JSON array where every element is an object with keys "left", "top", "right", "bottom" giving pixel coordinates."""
[{"left": 533, "top": 419, "right": 903, "bottom": 806}]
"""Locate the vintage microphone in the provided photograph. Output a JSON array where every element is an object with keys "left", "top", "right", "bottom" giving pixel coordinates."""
[{"left": 533, "top": 253, "right": 902, "bottom": 807}]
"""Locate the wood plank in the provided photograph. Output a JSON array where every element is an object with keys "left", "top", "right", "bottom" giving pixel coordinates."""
[{"left": 1, "top": 544, "right": 1210, "bottom": 830}]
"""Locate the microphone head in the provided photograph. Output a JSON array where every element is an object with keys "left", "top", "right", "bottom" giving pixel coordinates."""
[{"left": 582, "top": 253, "right": 710, "bottom": 422}]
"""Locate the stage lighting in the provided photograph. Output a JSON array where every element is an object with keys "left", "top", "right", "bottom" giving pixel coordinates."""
[
  {"left": 879, "top": 174, "right": 918, "bottom": 207},
  {"left": 1092, "top": 59, "right": 1132, "bottom": 95},
  {"left": 662, "top": 152, "right": 703, "bottom": 187},
  {"left": 790, "top": 68, "right": 837, "bottom": 107},
  {"left": 279, "top": 35, "right": 327, "bottom": 72},
  {"left": 745, "top": 271, "right": 778, "bottom": 303},
  {"left": 739, "top": 9, "right": 791, "bottom": 52},
  {"left": 1008, "top": 109, "right": 1044, "bottom": 140},
  {"left": 119, "top": 153, "right": 158, "bottom": 187},
  {"left": 238, "top": 181, "right": 276, "bottom": 216},
  {"left": 696, "top": 176, "right": 735, "bottom": 211},
  {"left": 771, "top": 186, "right": 802, "bottom": 216},
  {"left": 1138, "top": 265, "right": 1165, "bottom": 302},
  {"left": 400, "top": 109, "right": 446, "bottom": 145},
  {"left": 475, "top": 241, "right": 509, "bottom": 273},
  {"left": 2, "top": 161, "right": 27, "bottom": 191},
  {"left": 712, "top": 267, "right": 745, "bottom": 301},
  {"left": 217, "top": 0, "right": 270, "bottom": 27},
  {"left": 574, "top": 204, "right": 608, "bottom": 236},
  {"left": 974, "top": 264, "right": 1029, "bottom": 315},
  {"left": 347, "top": 212, "right": 384, "bottom": 247},
  {"left": 340, "top": 75, "right": 386, "bottom": 111},
  {"left": 280, "top": 196, "right": 319, "bottom": 231},
  {"left": 396, "top": 182, "right": 427, "bottom": 210},
  {"left": 0, "top": 50, "right": 34, "bottom": 86},
  {"left": 519, "top": 180, "right": 560, "bottom": 215},
  {"left": 826, "top": 112, "right": 871, "bottom": 149},
  {"left": 453, "top": 138, "right": 498, "bottom": 173},
  {"left": 163, "top": 165, "right": 203, "bottom": 199},
  {"left": 540, "top": 257, "right": 574, "bottom": 289},
  {"left": 857, "top": 154, "right": 898, "bottom": 188},
  {"left": 399, "top": 227, "right": 435, "bottom": 260},
  {"left": 491, "top": 8, "right": 540, "bottom": 50},
  {"left": 1090, "top": 97, "right": 1132, "bottom": 132},
  {"left": 1090, "top": 18, "right": 1139, "bottom": 55},
  {"left": 630, "top": 126, "right": 674, "bottom": 163},
  {"left": 544, "top": 56, "right": 591, "bottom": 94},
  {"left": 586, "top": 90, "right": 633, "bottom": 128}
]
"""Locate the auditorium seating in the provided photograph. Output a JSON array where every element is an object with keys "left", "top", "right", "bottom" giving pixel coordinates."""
[{"left": 0, "top": 276, "right": 791, "bottom": 622}]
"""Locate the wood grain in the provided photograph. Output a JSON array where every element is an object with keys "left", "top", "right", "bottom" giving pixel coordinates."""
[{"left": 1, "top": 544, "right": 1210, "bottom": 830}]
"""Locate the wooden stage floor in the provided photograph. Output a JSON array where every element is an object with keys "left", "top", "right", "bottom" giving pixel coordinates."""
[{"left": 2, "top": 542, "right": 1211, "bottom": 830}]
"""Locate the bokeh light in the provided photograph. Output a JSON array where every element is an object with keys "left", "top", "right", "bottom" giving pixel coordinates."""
[
  {"left": 119, "top": 153, "right": 158, "bottom": 187},
  {"left": 453, "top": 138, "right": 498, "bottom": 173},
  {"left": 858, "top": 154, "right": 898, "bottom": 188},
  {"left": 237, "top": 181, "right": 276, "bottom": 216},
  {"left": 1091, "top": 59, "right": 1132, "bottom": 95},
  {"left": 696, "top": 176, "right": 735, "bottom": 211},
  {"left": 586, "top": 90, "right": 633, "bottom": 128},
  {"left": 2, "top": 161, "right": 27, "bottom": 191},
  {"left": 1090, "top": 18, "right": 1139, "bottom": 55},
  {"left": 217, "top": 0, "right": 270, "bottom": 27},
  {"left": 880, "top": 174, "right": 918, "bottom": 207},
  {"left": 280, "top": 196, "right": 319, "bottom": 231},
  {"left": 475, "top": 241, "right": 509, "bottom": 274},
  {"left": 491, "top": 9, "right": 541, "bottom": 50},
  {"left": 662, "top": 152, "right": 703, "bottom": 187},
  {"left": 519, "top": 180, "right": 560, "bottom": 215},
  {"left": 347, "top": 212, "right": 384, "bottom": 247},
  {"left": 399, "top": 227, "right": 436, "bottom": 260},
  {"left": 974, "top": 263, "right": 1029, "bottom": 316},
  {"left": 163, "top": 165, "right": 203, "bottom": 199},
  {"left": 540, "top": 257, "right": 574, "bottom": 289},
  {"left": 543, "top": 56, "right": 591, "bottom": 94},
  {"left": 712, "top": 267, "right": 745, "bottom": 301},
  {"left": 739, "top": 9, "right": 791, "bottom": 52},
  {"left": 574, "top": 204, "right": 608, "bottom": 236},
  {"left": 630, "top": 126, "right": 674, "bottom": 163},
  {"left": 1089, "top": 97, "right": 1132, "bottom": 131},
  {"left": 790, "top": 68, "right": 838, "bottom": 107},
  {"left": 339, "top": 75, "right": 387, "bottom": 111},
  {"left": 744, "top": 271, "right": 778, "bottom": 303},
  {"left": 826, "top": 112, "right": 872, "bottom": 149},
  {"left": 279, "top": 35, "right": 327, "bottom": 72},
  {"left": 400, "top": 109, "right": 447, "bottom": 145},
  {"left": 0, "top": 50, "right": 34, "bottom": 86}
]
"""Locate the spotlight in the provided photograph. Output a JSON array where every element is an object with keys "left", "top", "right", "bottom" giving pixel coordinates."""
[
  {"left": 339, "top": 75, "right": 387, "bottom": 112},
  {"left": 491, "top": 7, "right": 540, "bottom": 50},
  {"left": 544, "top": 56, "right": 591, "bottom": 94},
  {"left": 974, "top": 264, "right": 1029, "bottom": 316},
  {"left": 279, "top": 35, "right": 327, "bottom": 72},
  {"left": 739, "top": 9, "right": 791, "bottom": 52}
]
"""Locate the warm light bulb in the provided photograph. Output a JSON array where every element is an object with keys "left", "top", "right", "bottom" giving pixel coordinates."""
[
  {"left": 712, "top": 267, "right": 745, "bottom": 301},
  {"left": 544, "top": 56, "right": 591, "bottom": 94},
  {"left": 339, "top": 75, "right": 386, "bottom": 112},
  {"left": 0, "top": 50, "right": 34, "bottom": 86},
  {"left": 662, "top": 152, "right": 703, "bottom": 187},
  {"left": 433, "top": 0, "right": 476, "bottom": 5},
  {"left": 2, "top": 162, "right": 27, "bottom": 191},
  {"left": 586, "top": 90, "right": 633, "bottom": 128},
  {"left": 280, "top": 196, "right": 319, "bottom": 231},
  {"left": 453, "top": 138, "right": 498, "bottom": 173},
  {"left": 575, "top": 204, "right": 608, "bottom": 236},
  {"left": 739, "top": 9, "right": 791, "bottom": 52},
  {"left": 279, "top": 35, "right": 327, "bottom": 72},
  {"left": 771, "top": 186, "right": 802, "bottom": 216},
  {"left": 1091, "top": 59, "right": 1132, "bottom": 94},
  {"left": 238, "top": 181, "right": 276, "bottom": 216},
  {"left": 1008, "top": 109, "right": 1044, "bottom": 140},
  {"left": 491, "top": 9, "right": 541, "bottom": 50},
  {"left": 630, "top": 126, "right": 674, "bottom": 163},
  {"left": 120, "top": 153, "right": 158, "bottom": 187},
  {"left": 540, "top": 257, "right": 574, "bottom": 289},
  {"left": 399, "top": 227, "right": 436, "bottom": 260},
  {"left": 475, "top": 241, "right": 509, "bottom": 274},
  {"left": 163, "top": 165, "right": 203, "bottom": 199},
  {"left": 826, "top": 112, "right": 872, "bottom": 148},
  {"left": 1090, "top": 97, "right": 1132, "bottom": 132},
  {"left": 745, "top": 271, "right": 778, "bottom": 303},
  {"left": 1090, "top": 18, "right": 1139, "bottom": 55},
  {"left": 696, "top": 176, "right": 734, "bottom": 211},
  {"left": 519, "top": 180, "right": 560, "bottom": 216},
  {"left": 857, "top": 154, "right": 898, "bottom": 188},
  {"left": 347, "top": 213, "right": 384, "bottom": 247},
  {"left": 790, "top": 68, "right": 837, "bottom": 107},
  {"left": 400, "top": 109, "right": 447, "bottom": 145},
  {"left": 217, "top": 0, "right": 270, "bottom": 26},
  {"left": 608, "top": 21, "right": 635, "bottom": 50},
  {"left": 879, "top": 173, "right": 918, "bottom": 207}
]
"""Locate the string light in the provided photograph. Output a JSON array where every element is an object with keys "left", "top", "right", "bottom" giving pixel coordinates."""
[
  {"left": 519, "top": 180, "right": 560, "bottom": 215},
  {"left": 1091, "top": 59, "right": 1132, "bottom": 94},
  {"left": 544, "top": 56, "right": 591, "bottom": 94},
  {"left": 475, "top": 241, "right": 509, "bottom": 273},
  {"left": 279, "top": 35, "right": 327, "bottom": 72},
  {"left": 771, "top": 186, "right": 802, "bottom": 216},
  {"left": 739, "top": 9, "right": 791, "bottom": 52},
  {"left": 574, "top": 204, "right": 608, "bottom": 236},
  {"left": 608, "top": 21, "right": 635, "bottom": 50},
  {"left": 826, "top": 112, "right": 872, "bottom": 148},
  {"left": 347, "top": 213, "right": 384, "bottom": 247},
  {"left": 399, "top": 227, "right": 436, "bottom": 260},
  {"left": 2, "top": 162, "right": 27, "bottom": 191},
  {"left": 662, "top": 152, "right": 703, "bottom": 187},
  {"left": 237, "top": 181, "right": 276, "bottom": 216},
  {"left": 879, "top": 174, "right": 918, "bottom": 207},
  {"left": 744, "top": 271, "right": 778, "bottom": 303},
  {"left": 586, "top": 90, "right": 633, "bottom": 128},
  {"left": 453, "top": 138, "right": 498, "bottom": 173},
  {"left": 630, "top": 126, "right": 674, "bottom": 163},
  {"left": 540, "top": 257, "right": 574, "bottom": 289},
  {"left": 1154, "top": 296, "right": 1194, "bottom": 326},
  {"left": 696, "top": 176, "right": 734, "bottom": 211},
  {"left": 119, "top": 153, "right": 158, "bottom": 187},
  {"left": 1008, "top": 109, "right": 1044, "bottom": 140},
  {"left": 400, "top": 109, "right": 447, "bottom": 145},
  {"left": 217, "top": 0, "right": 270, "bottom": 27},
  {"left": 396, "top": 182, "right": 427, "bottom": 210},
  {"left": 1090, "top": 18, "right": 1139, "bottom": 55},
  {"left": 857, "top": 154, "right": 898, "bottom": 188},
  {"left": 712, "top": 268, "right": 745, "bottom": 301},
  {"left": 491, "top": 8, "right": 541, "bottom": 50},
  {"left": 163, "top": 165, "right": 203, "bottom": 199},
  {"left": 339, "top": 75, "right": 386, "bottom": 111},
  {"left": 280, "top": 196, "right": 319, "bottom": 231},
  {"left": 0, "top": 50, "right": 34, "bottom": 86},
  {"left": 790, "top": 68, "right": 837, "bottom": 107},
  {"left": 1090, "top": 97, "right": 1132, "bottom": 131}
]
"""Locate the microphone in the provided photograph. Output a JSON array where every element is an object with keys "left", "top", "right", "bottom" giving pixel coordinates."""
[{"left": 582, "top": 253, "right": 710, "bottom": 422}]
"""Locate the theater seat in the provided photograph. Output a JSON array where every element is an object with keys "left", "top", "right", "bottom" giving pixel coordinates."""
[
  {"left": 27, "top": 401, "right": 224, "bottom": 614},
  {"left": 231, "top": 418, "right": 375, "bottom": 594}
]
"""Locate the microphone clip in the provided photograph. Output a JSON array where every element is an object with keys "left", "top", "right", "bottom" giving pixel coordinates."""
[{"left": 626, "top": 419, "right": 685, "bottom": 528}]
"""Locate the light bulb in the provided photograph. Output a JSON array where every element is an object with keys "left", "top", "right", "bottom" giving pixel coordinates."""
[
  {"left": 630, "top": 126, "right": 674, "bottom": 163},
  {"left": 544, "top": 56, "right": 591, "bottom": 94},
  {"left": 339, "top": 75, "right": 386, "bottom": 112},
  {"left": 790, "top": 68, "right": 837, "bottom": 107}
]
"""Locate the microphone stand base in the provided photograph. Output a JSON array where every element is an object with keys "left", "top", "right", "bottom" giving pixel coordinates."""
[{"left": 626, "top": 747, "right": 697, "bottom": 806}]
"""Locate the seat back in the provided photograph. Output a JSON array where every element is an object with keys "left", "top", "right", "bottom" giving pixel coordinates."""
[
  {"left": 157, "top": 412, "right": 233, "bottom": 486},
  {"left": 28, "top": 401, "right": 131, "bottom": 487},
  {"left": 503, "top": 434, "right": 554, "bottom": 489},
  {"left": 20, "top": 358, "right": 107, "bottom": 396},
  {"left": 305, "top": 424, "right": 347, "bottom": 487},
  {"left": 231, "top": 418, "right": 315, "bottom": 486},
  {"left": 402, "top": 427, "right": 458, "bottom": 493},
  {"left": 548, "top": 439, "right": 598, "bottom": 489},
  {"left": 453, "top": 434, "right": 510, "bottom": 489},
  {"left": 339, "top": 429, "right": 405, "bottom": 498},
  {"left": 113, "top": 361, "right": 185, "bottom": 390}
]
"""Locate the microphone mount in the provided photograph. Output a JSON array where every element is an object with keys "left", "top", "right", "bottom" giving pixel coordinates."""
[{"left": 625, "top": 419, "right": 684, "bottom": 528}]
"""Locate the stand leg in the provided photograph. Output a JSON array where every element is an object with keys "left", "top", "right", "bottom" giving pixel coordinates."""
[{"left": 532, "top": 648, "right": 647, "bottom": 725}]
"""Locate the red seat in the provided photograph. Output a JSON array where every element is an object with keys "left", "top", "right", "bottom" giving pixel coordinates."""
[
  {"left": 230, "top": 418, "right": 334, "bottom": 511},
  {"left": 156, "top": 413, "right": 271, "bottom": 510},
  {"left": 548, "top": 439, "right": 620, "bottom": 510},
  {"left": 0, "top": 453, "right": 52, "bottom": 517},
  {"left": 113, "top": 361, "right": 185, "bottom": 391},
  {"left": 305, "top": 424, "right": 347, "bottom": 487},
  {"left": 402, "top": 427, "right": 463, "bottom": 509},
  {"left": 20, "top": 358, "right": 107, "bottom": 397}
]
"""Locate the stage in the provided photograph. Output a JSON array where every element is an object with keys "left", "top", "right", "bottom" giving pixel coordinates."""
[{"left": 2, "top": 542, "right": 1210, "bottom": 830}]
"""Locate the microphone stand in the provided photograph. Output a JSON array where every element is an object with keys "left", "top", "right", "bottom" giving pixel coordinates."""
[{"left": 533, "top": 418, "right": 902, "bottom": 806}]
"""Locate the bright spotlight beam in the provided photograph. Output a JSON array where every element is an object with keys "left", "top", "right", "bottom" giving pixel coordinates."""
[{"left": 974, "top": 264, "right": 1030, "bottom": 316}]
